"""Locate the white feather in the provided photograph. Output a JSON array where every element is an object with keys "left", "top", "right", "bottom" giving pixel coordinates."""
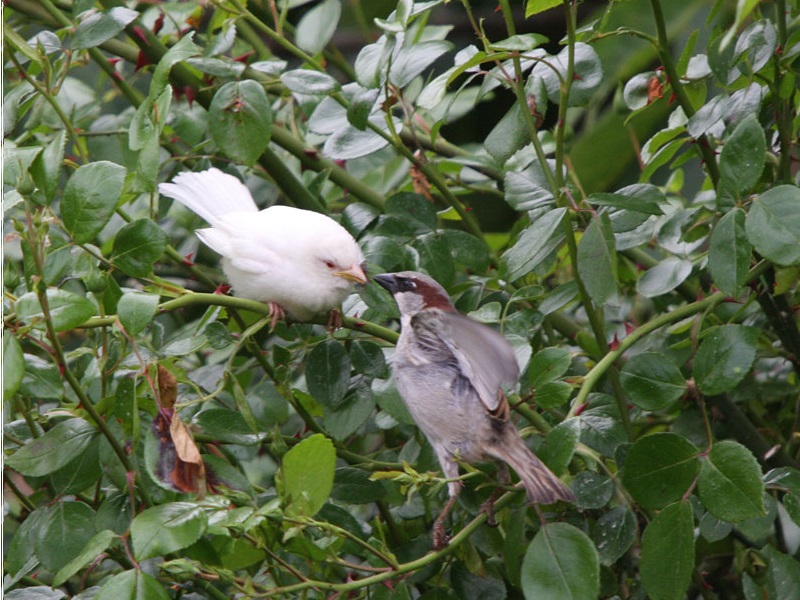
[
  {"left": 158, "top": 168, "right": 258, "bottom": 225},
  {"left": 159, "top": 169, "right": 366, "bottom": 320}
]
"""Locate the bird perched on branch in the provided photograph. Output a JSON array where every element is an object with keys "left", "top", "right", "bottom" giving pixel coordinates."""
[
  {"left": 374, "top": 271, "right": 574, "bottom": 548},
  {"left": 159, "top": 168, "right": 367, "bottom": 327}
]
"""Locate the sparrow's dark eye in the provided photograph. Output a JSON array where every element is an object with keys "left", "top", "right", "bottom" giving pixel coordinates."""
[{"left": 396, "top": 277, "right": 416, "bottom": 292}]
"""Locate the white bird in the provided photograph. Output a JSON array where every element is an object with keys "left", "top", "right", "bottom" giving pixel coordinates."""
[
  {"left": 159, "top": 168, "right": 367, "bottom": 326},
  {"left": 374, "top": 271, "right": 574, "bottom": 547}
]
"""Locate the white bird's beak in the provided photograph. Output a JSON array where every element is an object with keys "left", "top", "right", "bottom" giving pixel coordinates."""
[{"left": 333, "top": 263, "right": 368, "bottom": 285}]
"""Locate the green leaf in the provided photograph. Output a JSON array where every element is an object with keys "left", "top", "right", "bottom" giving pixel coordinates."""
[
  {"left": 451, "top": 561, "right": 506, "bottom": 600},
  {"left": 640, "top": 501, "right": 694, "bottom": 600},
  {"left": 414, "top": 233, "right": 456, "bottom": 287},
  {"left": 194, "top": 409, "right": 261, "bottom": 445},
  {"left": 117, "top": 292, "right": 160, "bottom": 335},
  {"left": 5, "top": 587, "right": 66, "bottom": 600},
  {"left": 350, "top": 340, "right": 389, "bottom": 379},
  {"left": 534, "top": 43, "right": 603, "bottom": 107},
  {"left": 5, "top": 419, "right": 98, "bottom": 476},
  {"left": 306, "top": 339, "right": 351, "bottom": 408},
  {"left": 347, "top": 87, "right": 378, "bottom": 130},
  {"left": 35, "top": 501, "right": 97, "bottom": 572},
  {"left": 131, "top": 502, "right": 207, "bottom": 561},
  {"left": 636, "top": 257, "right": 693, "bottom": 297},
  {"left": 709, "top": 208, "right": 752, "bottom": 296},
  {"left": 521, "top": 522, "right": 600, "bottom": 600},
  {"left": 53, "top": 529, "right": 116, "bottom": 586},
  {"left": 577, "top": 213, "right": 617, "bottom": 305},
  {"left": 536, "top": 418, "right": 579, "bottom": 476},
  {"left": 502, "top": 208, "right": 567, "bottom": 281},
  {"left": 61, "top": 161, "right": 126, "bottom": 243},
  {"left": 15, "top": 289, "right": 96, "bottom": 332},
  {"left": 622, "top": 432, "right": 699, "bottom": 510},
  {"left": 281, "top": 69, "right": 340, "bottom": 95},
  {"left": 385, "top": 192, "right": 438, "bottom": 232},
  {"left": 20, "top": 355, "right": 63, "bottom": 399},
  {"left": 525, "top": 0, "right": 561, "bottom": 18},
  {"left": 3, "top": 334, "right": 24, "bottom": 400},
  {"left": 693, "top": 324, "right": 759, "bottom": 395},
  {"left": 111, "top": 219, "right": 167, "bottom": 277},
  {"left": 528, "top": 347, "right": 571, "bottom": 387},
  {"left": 745, "top": 185, "right": 800, "bottom": 266},
  {"left": 489, "top": 33, "right": 549, "bottom": 51},
  {"left": 323, "top": 115, "right": 400, "bottom": 160},
  {"left": 71, "top": 7, "right": 138, "bottom": 50},
  {"left": 593, "top": 506, "right": 636, "bottom": 566},
  {"left": 719, "top": 114, "right": 765, "bottom": 197},
  {"left": 209, "top": 80, "right": 273, "bottom": 165},
  {"left": 572, "top": 471, "right": 614, "bottom": 509},
  {"left": 323, "top": 384, "right": 375, "bottom": 441},
  {"left": 50, "top": 442, "right": 101, "bottom": 495},
  {"left": 698, "top": 440, "right": 765, "bottom": 522},
  {"left": 620, "top": 352, "right": 687, "bottom": 411},
  {"left": 295, "top": 0, "right": 342, "bottom": 55},
  {"left": 441, "top": 229, "right": 491, "bottom": 271},
  {"left": 29, "top": 130, "right": 66, "bottom": 203},
  {"left": 588, "top": 190, "right": 666, "bottom": 215},
  {"left": 331, "top": 467, "right": 387, "bottom": 504},
  {"left": 505, "top": 162, "right": 556, "bottom": 211},
  {"left": 485, "top": 103, "right": 528, "bottom": 164},
  {"left": 280, "top": 433, "right": 336, "bottom": 517},
  {"left": 533, "top": 380, "right": 572, "bottom": 409},
  {"left": 389, "top": 41, "right": 452, "bottom": 89},
  {"left": 763, "top": 546, "right": 800, "bottom": 600},
  {"left": 94, "top": 569, "right": 171, "bottom": 600}
]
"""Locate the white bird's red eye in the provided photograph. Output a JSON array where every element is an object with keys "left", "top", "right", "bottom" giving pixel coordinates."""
[{"left": 323, "top": 260, "right": 336, "bottom": 269}]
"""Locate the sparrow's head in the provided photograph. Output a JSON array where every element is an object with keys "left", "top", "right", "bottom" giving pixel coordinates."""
[{"left": 373, "top": 271, "right": 455, "bottom": 315}]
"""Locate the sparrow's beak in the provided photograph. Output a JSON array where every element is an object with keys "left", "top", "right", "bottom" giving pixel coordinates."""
[
  {"left": 373, "top": 273, "right": 398, "bottom": 294},
  {"left": 334, "top": 262, "right": 368, "bottom": 285}
]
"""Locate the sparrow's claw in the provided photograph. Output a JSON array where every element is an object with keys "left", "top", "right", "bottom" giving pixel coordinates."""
[
  {"left": 267, "top": 302, "right": 286, "bottom": 330},
  {"left": 326, "top": 309, "right": 343, "bottom": 332},
  {"left": 432, "top": 520, "right": 450, "bottom": 550},
  {"left": 480, "top": 496, "right": 498, "bottom": 528}
]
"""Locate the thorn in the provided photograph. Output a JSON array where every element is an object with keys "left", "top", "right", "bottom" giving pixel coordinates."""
[
  {"left": 153, "top": 12, "right": 165, "bottom": 35},
  {"left": 574, "top": 402, "right": 588, "bottom": 416},
  {"left": 131, "top": 26, "right": 150, "bottom": 46},
  {"left": 232, "top": 50, "right": 255, "bottom": 63},
  {"left": 134, "top": 50, "right": 152, "bottom": 73},
  {"left": 183, "top": 86, "right": 196, "bottom": 108}
]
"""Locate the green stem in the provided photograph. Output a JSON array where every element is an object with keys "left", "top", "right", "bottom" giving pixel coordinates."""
[
  {"left": 6, "top": 49, "right": 89, "bottom": 163},
  {"left": 648, "top": 0, "right": 720, "bottom": 187},
  {"left": 22, "top": 203, "right": 151, "bottom": 506},
  {"left": 569, "top": 290, "right": 726, "bottom": 415},
  {"left": 252, "top": 489, "right": 520, "bottom": 598}
]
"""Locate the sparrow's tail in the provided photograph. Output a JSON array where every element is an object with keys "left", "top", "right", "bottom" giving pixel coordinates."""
[
  {"left": 492, "top": 433, "right": 575, "bottom": 505},
  {"left": 158, "top": 168, "right": 258, "bottom": 225}
]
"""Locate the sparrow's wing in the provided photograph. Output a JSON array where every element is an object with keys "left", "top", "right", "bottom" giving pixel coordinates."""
[{"left": 411, "top": 310, "right": 519, "bottom": 413}]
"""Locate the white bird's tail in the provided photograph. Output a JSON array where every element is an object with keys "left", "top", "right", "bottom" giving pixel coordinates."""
[
  {"left": 495, "top": 433, "right": 575, "bottom": 505},
  {"left": 158, "top": 168, "right": 258, "bottom": 225}
]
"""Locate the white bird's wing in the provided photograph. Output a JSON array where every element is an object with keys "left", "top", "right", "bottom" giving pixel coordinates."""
[{"left": 158, "top": 168, "right": 258, "bottom": 225}]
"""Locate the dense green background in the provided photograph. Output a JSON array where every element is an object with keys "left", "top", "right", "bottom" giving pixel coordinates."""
[{"left": 4, "top": 0, "right": 800, "bottom": 598}]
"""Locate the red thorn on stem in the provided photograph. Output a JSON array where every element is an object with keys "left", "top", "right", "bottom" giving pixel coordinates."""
[
  {"left": 134, "top": 51, "right": 152, "bottom": 73},
  {"left": 131, "top": 26, "right": 150, "bottom": 46}
]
